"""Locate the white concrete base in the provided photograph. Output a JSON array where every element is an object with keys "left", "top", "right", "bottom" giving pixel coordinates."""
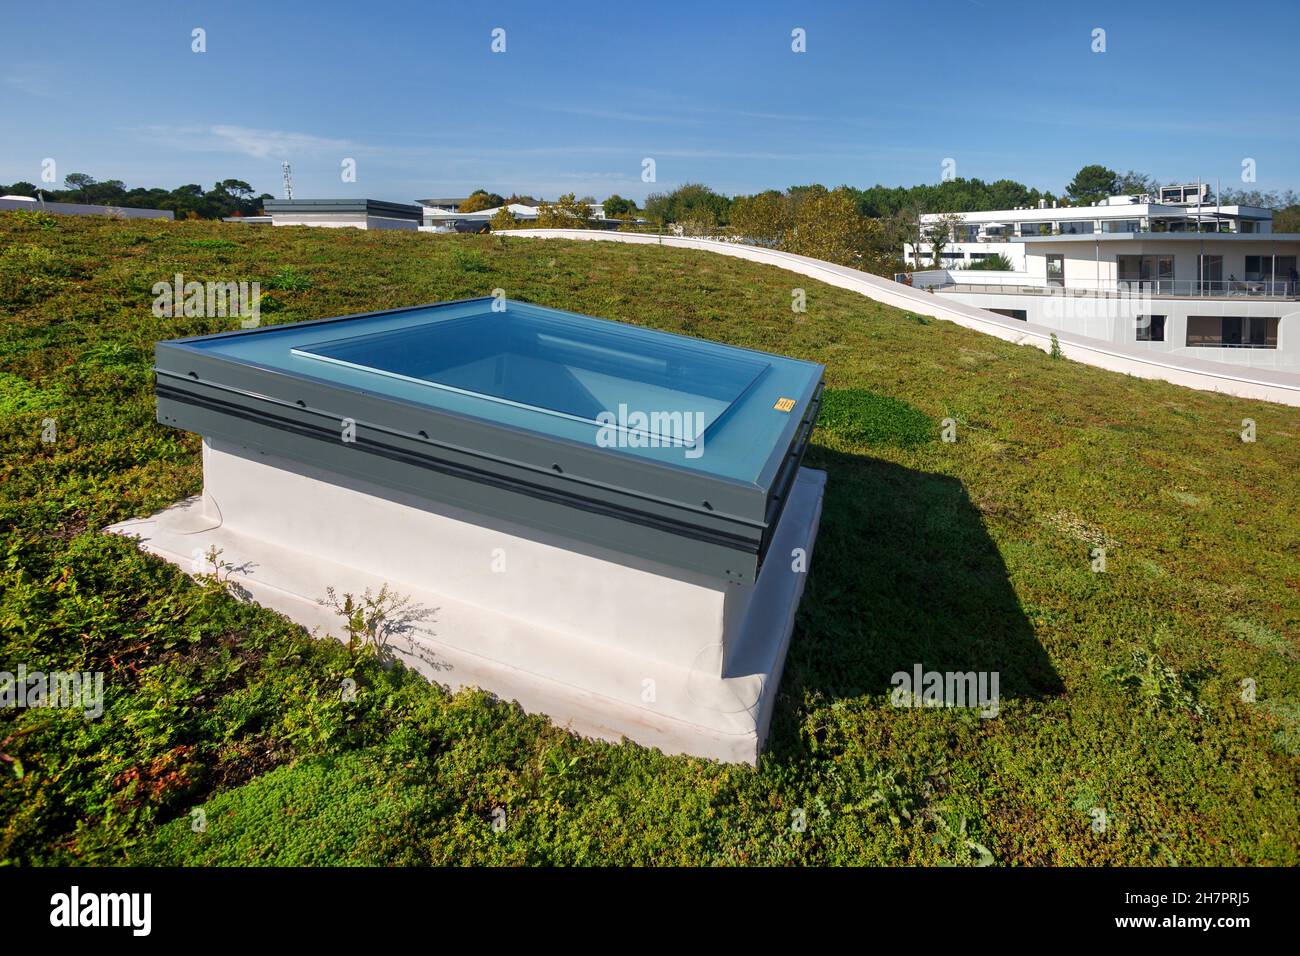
[{"left": 106, "top": 444, "right": 825, "bottom": 763}]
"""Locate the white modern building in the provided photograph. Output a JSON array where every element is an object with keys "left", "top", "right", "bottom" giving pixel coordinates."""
[
  {"left": 264, "top": 198, "right": 423, "bottom": 230},
  {"left": 902, "top": 184, "right": 1299, "bottom": 370}
]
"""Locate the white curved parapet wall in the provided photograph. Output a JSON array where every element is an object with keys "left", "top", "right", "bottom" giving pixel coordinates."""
[{"left": 503, "top": 229, "right": 1300, "bottom": 407}]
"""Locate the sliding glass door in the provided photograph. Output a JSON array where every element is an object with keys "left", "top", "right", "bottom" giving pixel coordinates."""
[
  {"left": 1046, "top": 254, "right": 1064, "bottom": 287},
  {"left": 1197, "top": 254, "right": 1223, "bottom": 294},
  {"left": 1117, "top": 255, "right": 1174, "bottom": 292}
]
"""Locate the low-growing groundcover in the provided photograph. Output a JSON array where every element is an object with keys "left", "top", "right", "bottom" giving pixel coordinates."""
[{"left": 0, "top": 213, "right": 1297, "bottom": 865}]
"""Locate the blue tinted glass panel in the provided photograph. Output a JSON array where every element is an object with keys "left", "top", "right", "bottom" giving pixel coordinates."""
[
  {"left": 292, "top": 312, "right": 769, "bottom": 441},
  {"left": 176, "top": 299, "right": 822, "bottom": 484}
]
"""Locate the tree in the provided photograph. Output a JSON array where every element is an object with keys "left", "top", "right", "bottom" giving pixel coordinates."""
[
  {"left": 856, "top": 216, "right": 899, "bottom": 275},
  {"left": 887, "top": 205, "right": 925, "bottom": 265},
  {"left": 784, "top": 187, "right": 869, "bottom": 267},
  {"left": 62, "top": 173, "right": 98, "bottom": 199},
  {"left": 602, "top": 194, "right": 637, "bottom": 218},
  {"left": 643, "top": 183, "right": 731, "bottom": 226},
  {"left": 1115, "top": 170, "right": 1159, "bottom": 197},
  {"left": 216, "top": 179, "right": 255, "bottom": 199},
  {"left": 489, "top": 206, "right": 519, "bottom": 230},
  {"left": 3, "top": 174, "right": 271, "bottom": 218},
  {"left": 533, "top": 193, "right": 589, "bottom": 228},
  {"left": 678, "top": 209, "right": 718, "bottom": 237},
  {"left": 730, "top": 190, "right": 791, "bottom": 246},
  {"left": 1274, "top": 205, "right": 1300, "bottom": 232},
  {"left": 1066, "top": 165, "right": 1119, "bottom": 206},
  {"left": 1219, "top": 187, "right": 1299, "bottom": 209},
  {"left": 924, "top": 213, "right": 964, "bottom": 267},
  {"left": 460, "top": 190, "right": 505, "bottom": 213}
]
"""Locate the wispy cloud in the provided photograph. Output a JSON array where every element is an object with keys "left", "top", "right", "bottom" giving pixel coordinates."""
[
  {"left": 535, "top": 100, "right": 872, "bottom": 129},
  {"left": 4, "top": 64, "right": 57, "bottom": 99},
  {"left": 208, "top": 125, "right": 359, "bottom": 159},
  {"left": 540, "top": 105, "right": 707, "bottom": 126},
  {"left": 968, "top": 107, "right": 1300, "bottom": 143},
  {"left": 128, "top": 124, "right": 363, "bottom": 159}
]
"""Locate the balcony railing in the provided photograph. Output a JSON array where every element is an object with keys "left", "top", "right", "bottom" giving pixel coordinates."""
[
  {"left": 921, "top": 278, "right": 1297, "bottom": 299},
  {"left": 1118, "top": 279, "right": 1296, "bottom": 297},
  {"left": 956, "top": 224, "right": 1244, "bottom": 241}
]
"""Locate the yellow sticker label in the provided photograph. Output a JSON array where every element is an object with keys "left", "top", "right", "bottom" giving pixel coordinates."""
[{"left": 773, "top": 397, "right": 796, "bottom": 413}]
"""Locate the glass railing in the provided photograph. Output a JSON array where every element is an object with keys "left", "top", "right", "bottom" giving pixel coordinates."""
[{"left": 1116, "top": 279, "right": 1296, "bottom": 297}]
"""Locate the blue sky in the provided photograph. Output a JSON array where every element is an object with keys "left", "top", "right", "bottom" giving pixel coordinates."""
[{"left": 3, "top": 0, "right": 1298, "bottom": 203}]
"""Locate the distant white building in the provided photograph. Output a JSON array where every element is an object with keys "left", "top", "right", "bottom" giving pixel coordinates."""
[
  {"left": 417, "top": 201, "right": 612, "bottom": 232},
  {"left": 902, "top": 184, "right": 1299, "bottom": 371},
  {"left": 418, "top": 202, "right": 540, "bottom": 232},
  {"left": 264, "top": 199, "right": 422, "bottom": 230},
  {"left": 416, "top": 198, "right": 469, "bottom": 213},
  {"left": 905, "top": 184, "right": 1274, "bottom": 271},
  {"left": 0, "top": 195, "right": 174, "bottom": 220}
]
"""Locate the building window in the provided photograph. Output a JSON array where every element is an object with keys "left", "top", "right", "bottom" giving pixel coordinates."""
[
  {"left": 990, "top": 308, "right": 1027, "bottom": 321},
  {"left": 1186, "top": 316, "right": 1279, "bottom": 348},
  {"left": 1059, "top": 221, "right": 1092, "bottom": 235},
  {"left": 1136, "top": 315, "right": 1166, "bottom": 342},
  {"left": 1245, "top": 255, "right": 1298, "bottom": 287},
  {"left": 1102, "top": 219, "right": 1142, "bottom": 233},
  {"left": 1117, "top": 254, "right": 1174, "bottom": 290},
  {"left": 1046, "top": 254, "right": 1065, "bottom": 287}
]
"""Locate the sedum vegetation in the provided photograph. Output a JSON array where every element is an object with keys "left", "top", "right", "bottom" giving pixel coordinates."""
[{"left": 0, "top": 212, "right": 1297, "bottom": 866}]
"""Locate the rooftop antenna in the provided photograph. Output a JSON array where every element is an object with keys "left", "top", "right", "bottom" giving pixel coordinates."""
[{"left": 281, "top": 162, "right": 294, "bottom": 200}]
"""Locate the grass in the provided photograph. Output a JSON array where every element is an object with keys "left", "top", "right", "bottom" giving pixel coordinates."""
[{"left": 0, "top": 212, "right": 1297, "bottom": 866}]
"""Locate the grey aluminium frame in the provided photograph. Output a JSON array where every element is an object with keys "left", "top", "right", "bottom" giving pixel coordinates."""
[{"left": 153, "top": 298, "right": 823, "bottom": 584}]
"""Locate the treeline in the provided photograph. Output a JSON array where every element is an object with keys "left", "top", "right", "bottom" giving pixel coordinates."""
[
  {"left": 632, "top": 175, "right": 1076, "bottom": 275},
  {"left": 642, "top": 177, "right": 1062, "bottom": 231},
  {"left": 487, "top": 193, "right": 650, "bottom": 233},
  {"left": 8, "top": 166, "right": 1295, "bottom": 262},
  {"left": 1, "top": 175, "right": 273, "bottom": 219},
  {"left": 635, "top": 165, "right": 1300, "bottom": 275}
]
